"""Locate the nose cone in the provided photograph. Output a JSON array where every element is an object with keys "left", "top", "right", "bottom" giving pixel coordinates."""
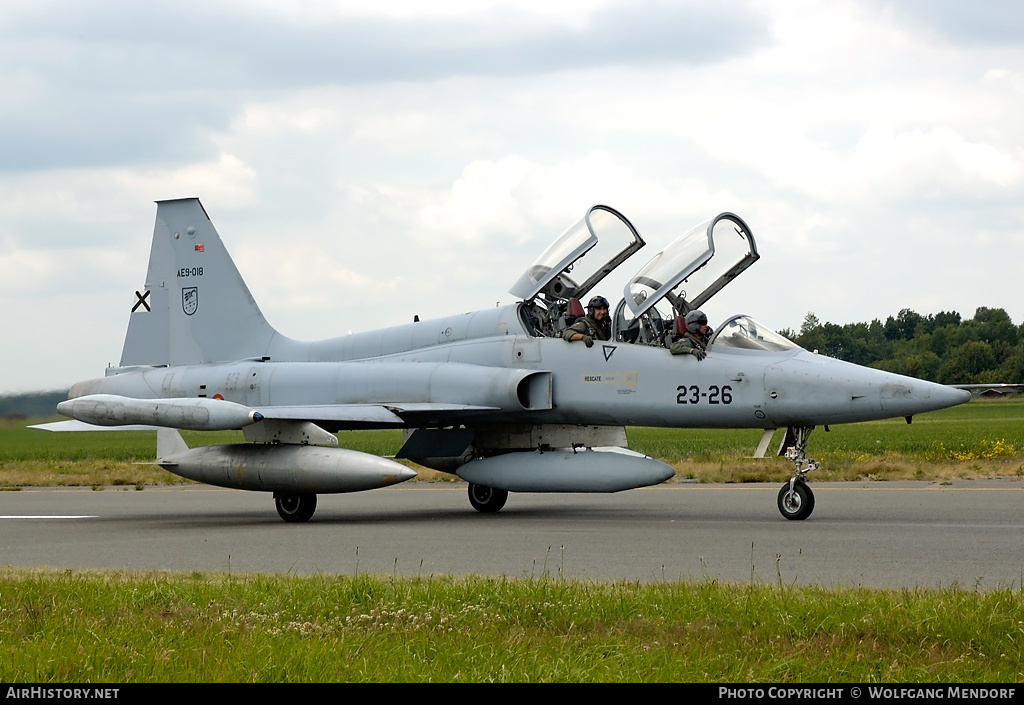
[
  {"left": 876, "top": 376, "right": 971, "bottom": 417},
  {"left": 763, "top": 351, "right": 972, "bottom": 426}
]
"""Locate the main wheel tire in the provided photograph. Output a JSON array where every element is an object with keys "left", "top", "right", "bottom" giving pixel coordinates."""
[
  {"left": 275, "top": 493, "right": 317, "bottom": 523},
  {"left": 777, "top": 481, "right": 814, "bottom": 521},
  {"left": 468, "top": 483, "right": 508, "bottom": 513}
]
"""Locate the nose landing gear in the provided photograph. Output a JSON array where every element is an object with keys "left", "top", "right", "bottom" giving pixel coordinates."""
[{"left": 777, "top": 426, "right": 818, "bottom": 520}]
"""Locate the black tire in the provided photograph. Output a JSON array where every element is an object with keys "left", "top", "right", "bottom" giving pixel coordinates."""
[
  {"left": 275, "top": 493, "right": 317, "bottom": 523},
  {"left": 468, "top": 483, "right": 508, "bottom": 513},
  {"left": 777, "top": 481, "right": 814, "bottom": 520}
]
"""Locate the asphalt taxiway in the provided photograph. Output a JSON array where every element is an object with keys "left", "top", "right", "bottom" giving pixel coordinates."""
[{"left": 1, "top": 481, "right": 1021, "bottom": 587}]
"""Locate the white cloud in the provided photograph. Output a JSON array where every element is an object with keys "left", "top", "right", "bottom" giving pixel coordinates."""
[{"left": 2, "top": 0, "right": 1024, "bottom": 391}]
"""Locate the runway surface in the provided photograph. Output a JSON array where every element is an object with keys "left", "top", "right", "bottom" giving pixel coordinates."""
[{"left": 1, "top": 480, "right": 1022, "bottom": 588}]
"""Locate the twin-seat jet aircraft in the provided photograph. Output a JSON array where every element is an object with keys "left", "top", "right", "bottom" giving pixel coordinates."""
[{"left": 37, "top": 199, "right": 971, "bottom": 522}]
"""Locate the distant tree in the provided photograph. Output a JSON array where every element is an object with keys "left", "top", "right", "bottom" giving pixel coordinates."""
[
  {"left": 0, "top": 391, "right": 67, "bottom": 417},
  {"left": 786, "top": 307, "right": 1018, "bottom": 383},
  {"left": 872, "top": 350, "right": 941, "bottom": 381},
  {"left": 936, "top": 341, "right": 997, "bottom": 384},
  {"left": 998, "top": 345, "right": 1024, "bottom": 384},
  {"left": 799, "top": 312, "right": 820, "bottom": 336},
  {"left": 796, "top": 312, "right": 824, "bottom": 352},
  {"left": 932, "top": 310, "right": 961, "bottom": 329},
  {"left": 973, "top": 307, "right": 1017, "bottom": 347},
  {"left": 883, "top": 308, "right": 923, "bottom": 341}
]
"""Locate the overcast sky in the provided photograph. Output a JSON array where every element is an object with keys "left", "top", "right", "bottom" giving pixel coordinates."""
[{"left": 1, "top": 0, "right": 1022, "bottom": 393}]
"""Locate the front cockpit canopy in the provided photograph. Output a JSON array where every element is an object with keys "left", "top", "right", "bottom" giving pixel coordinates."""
[{"left": 625, "top": 213, "right": 758, "bottom": 319}]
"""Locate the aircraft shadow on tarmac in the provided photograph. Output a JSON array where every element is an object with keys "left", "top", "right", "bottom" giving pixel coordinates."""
[{"left": 97, "top": 493, "right": 793, "bottom": 529}]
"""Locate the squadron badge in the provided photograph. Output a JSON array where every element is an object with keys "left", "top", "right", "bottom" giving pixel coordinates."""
[{"left": 182, "top": 287, "right": 198, "bottom": 316}]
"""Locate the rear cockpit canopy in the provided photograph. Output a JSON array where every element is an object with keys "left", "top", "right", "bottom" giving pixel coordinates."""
[
  {"left": 509, "top": 205, "right": 645, "bottom": 303},
  {"left": 510, "top": 205, "right": 645, "bottom": 337}
]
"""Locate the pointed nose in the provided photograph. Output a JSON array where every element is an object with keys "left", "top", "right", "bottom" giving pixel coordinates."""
[
  {"left": 877, "top": 377, "right": 971, "bottom": 417},
  {"left": 763, "top": 352, "right": 972, "bottom": 426}
]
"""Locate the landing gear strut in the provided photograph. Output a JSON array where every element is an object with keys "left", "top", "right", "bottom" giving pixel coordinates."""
[
  {"left": 468, "top": 483, "right": 508, "bottom": 513},
  {"left": 777, "top": 426, "right": 818, "bottom": 521},
  {"left": 275, "top": 492, "right": 317, "bottom": 523}
]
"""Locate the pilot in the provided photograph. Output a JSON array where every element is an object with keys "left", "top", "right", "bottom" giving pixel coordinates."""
[
  {"left": 562, "top": 295, "right": 611, "bottom": 348},
  {"left": 670, "top": 309, "right": 713, "bottom": 361}
]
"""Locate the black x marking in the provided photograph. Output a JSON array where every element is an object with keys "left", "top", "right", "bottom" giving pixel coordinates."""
[{"left": 132, "top": 290, "right": 151, "bottom": 313}]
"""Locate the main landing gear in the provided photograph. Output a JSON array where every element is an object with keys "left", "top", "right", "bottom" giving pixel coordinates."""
[
  {"left": 275, "top": 492, "right": 317, "bottom": 523},
  {"left": 468, "top": 483, "right": 508, "bottom": 513},
  {"left": 777, "top": 426, "right": 818, "bottom": 521}
]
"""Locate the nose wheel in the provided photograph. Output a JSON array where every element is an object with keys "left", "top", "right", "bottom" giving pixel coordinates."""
[
  {"left": 777, "top": 479, "right": 814, "bottom": 520},
  {"left": 777, "top": 425, "right": 818, "bottom": 520}
]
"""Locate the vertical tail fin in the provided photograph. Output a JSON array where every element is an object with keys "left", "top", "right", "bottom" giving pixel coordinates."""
[{"left": 120, "top": 198, "right": 282, "bottom": 366}]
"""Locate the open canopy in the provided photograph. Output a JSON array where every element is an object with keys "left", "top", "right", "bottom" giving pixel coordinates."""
[
  {"left": 624, "top": 213, "right": 758, "bottom": 319},
  {"left": 510, "top": 206, "right": 784, "bottom": 348},
  {"left": 509, "top": 205, "right": 645, "bottom": 303}
]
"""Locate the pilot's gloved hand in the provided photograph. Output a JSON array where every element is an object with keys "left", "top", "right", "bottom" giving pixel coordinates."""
[
  {"left": 691, "top": 347, "right": 706, "bottom": 361},
  {"left": 581, "top": 335, "right": 594, "bottom": 348}
]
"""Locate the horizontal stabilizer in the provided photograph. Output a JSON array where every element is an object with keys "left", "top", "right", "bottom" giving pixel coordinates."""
[{"left": 29, "top": 420, "right": 157, "bottom": 432}]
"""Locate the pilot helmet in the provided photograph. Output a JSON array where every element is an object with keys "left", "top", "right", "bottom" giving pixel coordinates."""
[
  {"left": 587, "top": 295, "right": 610, "bottom": 312},
  {"left": 685, "top": 309, "right": 709, "bottom": 334}
]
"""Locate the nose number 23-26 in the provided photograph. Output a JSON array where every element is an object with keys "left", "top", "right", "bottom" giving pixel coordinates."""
[{"left": 676, "top": 385, "right": 733, "bottom": 405}]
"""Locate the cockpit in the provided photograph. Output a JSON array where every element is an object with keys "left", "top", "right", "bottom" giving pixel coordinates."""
[
  {"left": 512, "top": 206, "right": 795, "bottom": 352},
  {"left": 510, "top": 205, "right": 645, "bottom": 338}
]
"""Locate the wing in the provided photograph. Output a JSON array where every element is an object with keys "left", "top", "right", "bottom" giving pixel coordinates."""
[
  {"left": 32, "top": 400, "right": 503, "bottom": 435},
  {"left": 256, "top": 402, "right": 502, "bottom": 430}
]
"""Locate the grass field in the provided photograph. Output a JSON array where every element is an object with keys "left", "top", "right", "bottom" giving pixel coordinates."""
[
  {"left": 1, "top": 568, "right": 1021, "bottom": 682},
  {"left": 3, "top": 397, "right": 1022, "bottom": 487}
]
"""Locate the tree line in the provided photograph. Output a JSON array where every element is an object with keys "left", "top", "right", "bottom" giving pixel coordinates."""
[
  {"left": 0, "top": 391, "right": 68, "bottom": 418},
  {"left": 777, "top": 307, "right": 1024, "bottom": 384}
]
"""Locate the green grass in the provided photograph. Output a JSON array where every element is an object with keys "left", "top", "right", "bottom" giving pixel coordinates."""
[
  {"left": 1, "top": 568, "right": 1021, "bottom": 682},
  {"left": 0, "top": 420, "right": 402, "bottom": 462},
  {"left": 625, "top": 399, "right": 1024, "bottom": 483},
  {"left": 0, "top": 420, "right": 409, "bottom": 488},
  {"left": 626, "top": 397, "right": 1024, "bottom": 462}
]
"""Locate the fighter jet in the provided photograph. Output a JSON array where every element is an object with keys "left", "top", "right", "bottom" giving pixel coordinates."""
[{"left": 36, "top": 199, "right": 971, "bottom": 522}]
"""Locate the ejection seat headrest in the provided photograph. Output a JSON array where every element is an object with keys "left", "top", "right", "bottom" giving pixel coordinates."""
[{"left": 568, "top": 298, "right": 585, "bottom": 319}]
